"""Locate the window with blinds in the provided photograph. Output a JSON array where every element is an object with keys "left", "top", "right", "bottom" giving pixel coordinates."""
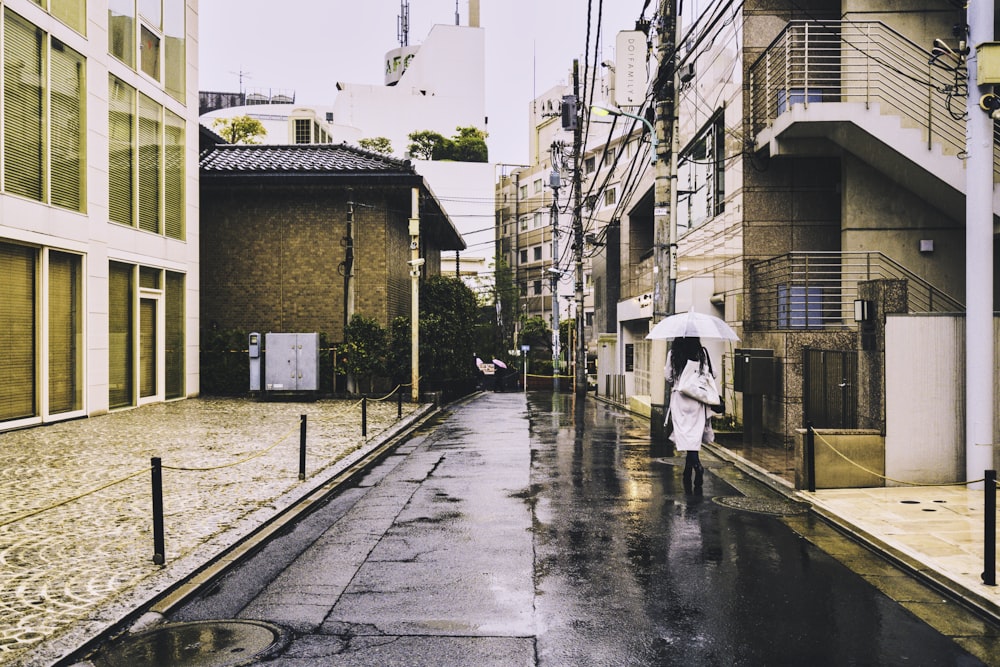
[
  {"left": 0, "top": 244, "right": 37, "bottom": 422},
  {"left": 49, "top": 38, "right": 85, "bottom": 211},
  {"left": 138, "top": 93, "right": 161, "bottom": 233},
  {"left": 48, "top": 251, "right": 82, "bottom": 414},
  {"left": 164, "top": 109, "right": 184, "bottom": 239},
  {"left": 109, "top": 262, "right": 134, "bottom": 409},
  {"left": 165, "top": 271, "right": 184, "bottom": 399},
  {"left": 3, "top": 10, "right": 86, "bottom": 212},
  {"left": 109, "top": 76, "right": 135, "bottom": 226},
  {"left": 4, "top": 10, "right": 45, "bottom": 202}
]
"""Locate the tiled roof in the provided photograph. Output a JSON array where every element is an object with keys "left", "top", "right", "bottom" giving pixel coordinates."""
[{"left": 199, "top": 142, "right": 413, "bottom": 174}]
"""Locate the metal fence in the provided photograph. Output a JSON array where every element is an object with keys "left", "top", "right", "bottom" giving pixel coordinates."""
[{"left": 749, "top": 251, "right": 964, "bottom": 331}]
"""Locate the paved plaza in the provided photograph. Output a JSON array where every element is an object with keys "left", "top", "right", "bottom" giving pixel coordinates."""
[{"left": 0, "top": 396, "right": 426, "bottom": 666}]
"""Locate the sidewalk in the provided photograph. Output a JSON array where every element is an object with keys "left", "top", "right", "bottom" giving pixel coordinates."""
[
  {"left": 709, "top": 443, "right": 1000, "bottom": 622},
  {"left": 0, "top": 396, "right": 429, "bottom": 667}
]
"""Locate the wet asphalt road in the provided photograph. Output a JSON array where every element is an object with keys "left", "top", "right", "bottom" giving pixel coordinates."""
[{"left": 123, "top": 392, "right": 985, "bottom": 666}]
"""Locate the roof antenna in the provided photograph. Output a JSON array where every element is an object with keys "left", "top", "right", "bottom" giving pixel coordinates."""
[
  {"left": 455, "top": 0, "right": 459, "bottom": 25},
  {"left": 398, "top": 0, "right": 409, "bottom": 47}
]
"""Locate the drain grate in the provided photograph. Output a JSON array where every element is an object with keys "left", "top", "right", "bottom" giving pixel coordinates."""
[
  {"left": 713, "top": 495, "right": 811, "bottom": 516},
  {"left": 93, "top": 619, "right": 288, "bottom": 667}
]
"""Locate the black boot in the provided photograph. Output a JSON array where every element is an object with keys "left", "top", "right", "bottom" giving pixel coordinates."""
[
  {"left": 693, "top": 463, "right": 704, "bottom": 488},
  {"left": 683, "top": 463, "right": 694, "bottom": 491}
]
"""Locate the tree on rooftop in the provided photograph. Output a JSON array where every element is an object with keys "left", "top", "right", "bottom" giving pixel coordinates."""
[
  {"left": 358, "top": 136, "right": 393, "bottom": 155},
  {"left": 212, "top": 115, "right": 266, "bottom": 145}
]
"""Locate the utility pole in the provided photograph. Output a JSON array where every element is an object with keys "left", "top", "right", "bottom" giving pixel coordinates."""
[
  {"left": 965, "top": 0, "right": 996, "bottom": 485},
  {"left": 409, "top": 188, "right": 423, "bottom": 402},
  {"left": 649, "top": 0, "right": 678, "bottom": 440},
  {"left": 549, "top": 144, "right": 562, "bottom": 393},
  {"left": 572, "top": 59, "right": 588, "bottom": 397}
]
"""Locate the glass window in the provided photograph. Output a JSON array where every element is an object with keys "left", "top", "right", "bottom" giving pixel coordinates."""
[
  {"left": 519, "top": 249, "right": 528, "bottom": 264},
  {"left": 533, "top": 246, "right": 542, "bottom": 261},
  {"left": 48, "top": 251, "right": 83, "bottom": 414},
  {"left": 138, "top": 93, "right": 161, "bottom": 233},
  {"left": 164, "top": 109, "right": 184, "bottom": 239},
  {"left": 165, "top": 271, "right": 185, "bottom": 398},
  {"left": 109, "top": 76, "right": 135, "bottom": 226},
  {"left": 603, "top": 188, "right": 616, "bottom": 207},
  {"left": 109, "top": 262, "right": 134, "bottom": 409},
  {"left": 677, "top": 113, "right": 725, "bottom": 232},
  {"left": 50, "top": 0, "right": 86, "bottom": 33},
  {"left": 140, "top": 24, "right": 160, "bottom": 80},
  {"left": 163, "top": 0, "right": 185, "bottom": 102},
  {"left": 533, "top": 280, "right": 542, "bottom": 296},
  {"left": 138, "top": 0, "right": 161, "bottom": 26},
  {"left": 533, "top": 212, "right": 543, "bottom": 229},
  {"left": 0, "top": 243, "right": 37, "bottom": 422},
  {"left": 533, "top": 178, "right": 542, "bottom": 193},
  {"left": 4, "top": 10, "right": 45, "bottom": 202},
  {"left": 108, "top": 0, "right": 135, "bottom": 66},
  {"left": 49, "top": 38, "right": 85, "bottom": 211},
  {"left": 294, "top": 118, "right": 310, "bottom": 144}
]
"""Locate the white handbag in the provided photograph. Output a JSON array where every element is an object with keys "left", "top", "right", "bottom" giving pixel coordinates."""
[{"left": 677, "top": 359, "right": 720, "bottom": 406}]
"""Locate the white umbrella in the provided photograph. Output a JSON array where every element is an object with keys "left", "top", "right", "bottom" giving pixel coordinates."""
[{"left": 646, "top": 307, "right": 739, "bottom": 341}]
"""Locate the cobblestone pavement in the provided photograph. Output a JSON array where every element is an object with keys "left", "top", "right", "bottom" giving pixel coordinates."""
[{"left": 0, "top": 396, "right": 424, "bottom": 666}]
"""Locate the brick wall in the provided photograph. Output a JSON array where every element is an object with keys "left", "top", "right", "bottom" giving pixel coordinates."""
[{"left": 201, "top": 182, "right": 441, "bottom": 342}]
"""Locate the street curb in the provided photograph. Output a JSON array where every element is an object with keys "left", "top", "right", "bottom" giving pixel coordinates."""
[{"left": 47, "top": 402, "right": 441, "bottom": 667}]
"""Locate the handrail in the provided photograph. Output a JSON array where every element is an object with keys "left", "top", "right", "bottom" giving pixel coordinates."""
[
  {"left": 749, "top": 20, "right": 999, "bottom": 177},
  {"left": 748, "top": 251, "right": 964, "bottom": 331}
]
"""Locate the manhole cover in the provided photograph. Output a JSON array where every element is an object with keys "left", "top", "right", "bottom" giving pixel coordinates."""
[
  {"left": 93, "top": 619, "right": 287, "bottom": 667},
  {"left": 712, "top": 495, "right": 811, "bottom": 516}
]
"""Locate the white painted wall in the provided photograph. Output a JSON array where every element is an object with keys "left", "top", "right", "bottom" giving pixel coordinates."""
[{"left": 885, "top": 314, "right": 1000, "bottom": 485}]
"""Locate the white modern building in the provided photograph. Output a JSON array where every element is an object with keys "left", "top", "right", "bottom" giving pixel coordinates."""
[{"left": 0, "top": 0, "right": 200, "bottom": 430}]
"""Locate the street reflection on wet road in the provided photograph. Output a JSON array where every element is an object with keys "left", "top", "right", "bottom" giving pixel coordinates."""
[{"left": 528, "top": 392, "right": 984, "bottom": 666}]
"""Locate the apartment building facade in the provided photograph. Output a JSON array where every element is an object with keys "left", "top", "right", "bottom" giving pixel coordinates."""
[
  {"left": 0, "top": 0, "right": 200, "bottom": 431},
  {"left": 501, "top": 2, "right": 997, "bottom": 473}
]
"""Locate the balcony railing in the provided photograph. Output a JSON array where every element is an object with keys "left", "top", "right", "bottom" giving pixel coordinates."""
[
  {"left": 749, "top": 20, "right": 999, "bottom": 176},
  {"left": 749, "top": 251, "right": 964, "bottom": 331}
]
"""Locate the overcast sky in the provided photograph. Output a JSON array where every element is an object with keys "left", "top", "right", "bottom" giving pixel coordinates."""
[{"left": 198, "top": 1, "right": 652, "bottom": 164}]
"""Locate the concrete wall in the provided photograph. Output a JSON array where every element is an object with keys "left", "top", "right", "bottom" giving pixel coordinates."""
[{"left": 885, "top": 314, "right": 1000, "bottom": 485}]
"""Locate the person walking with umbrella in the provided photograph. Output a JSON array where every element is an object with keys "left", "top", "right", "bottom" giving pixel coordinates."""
[
  {"left": 648, "top": 308, "right": 738, "bottom": 491},
  {"left": 666, "top": 337, "right": 719, "bottom": 489}
]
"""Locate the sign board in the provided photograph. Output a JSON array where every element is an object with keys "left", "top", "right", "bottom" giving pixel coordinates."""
[
  {"left": 615, "top": 31, "right": 649, "bottom": 108},
  {"left": 385, "top": 45, "right": 420, "bottom": 86}
]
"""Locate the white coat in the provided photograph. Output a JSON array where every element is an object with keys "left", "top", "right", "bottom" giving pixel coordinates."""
[{"left": 665, "top": 350, "right": 713, "bottom": 452}]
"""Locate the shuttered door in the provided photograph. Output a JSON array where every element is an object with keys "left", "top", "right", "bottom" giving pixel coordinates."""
[
  {"left": 137, "top": 93, "right": 161, "bottom": 233},
  {"left": 0, "top": 244, "right": 36, "bottom": 421},
  {"left": 48, "top": 251, "right": 81, "bottom": 414},
  {"left": 109, "top": 262, "right": 133, "bottom": 408},
  {"left": 108, "top": 76, "right": 134, "bottom": 225},
  {"left": 49, "top": 38, "right": 85, "bottom": 211},
  {"left": 4, "top": 9, "right": 45, "bottom": 202},
  {"left": 165, "top": 271, "right": 184, "bottom": 399}
]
